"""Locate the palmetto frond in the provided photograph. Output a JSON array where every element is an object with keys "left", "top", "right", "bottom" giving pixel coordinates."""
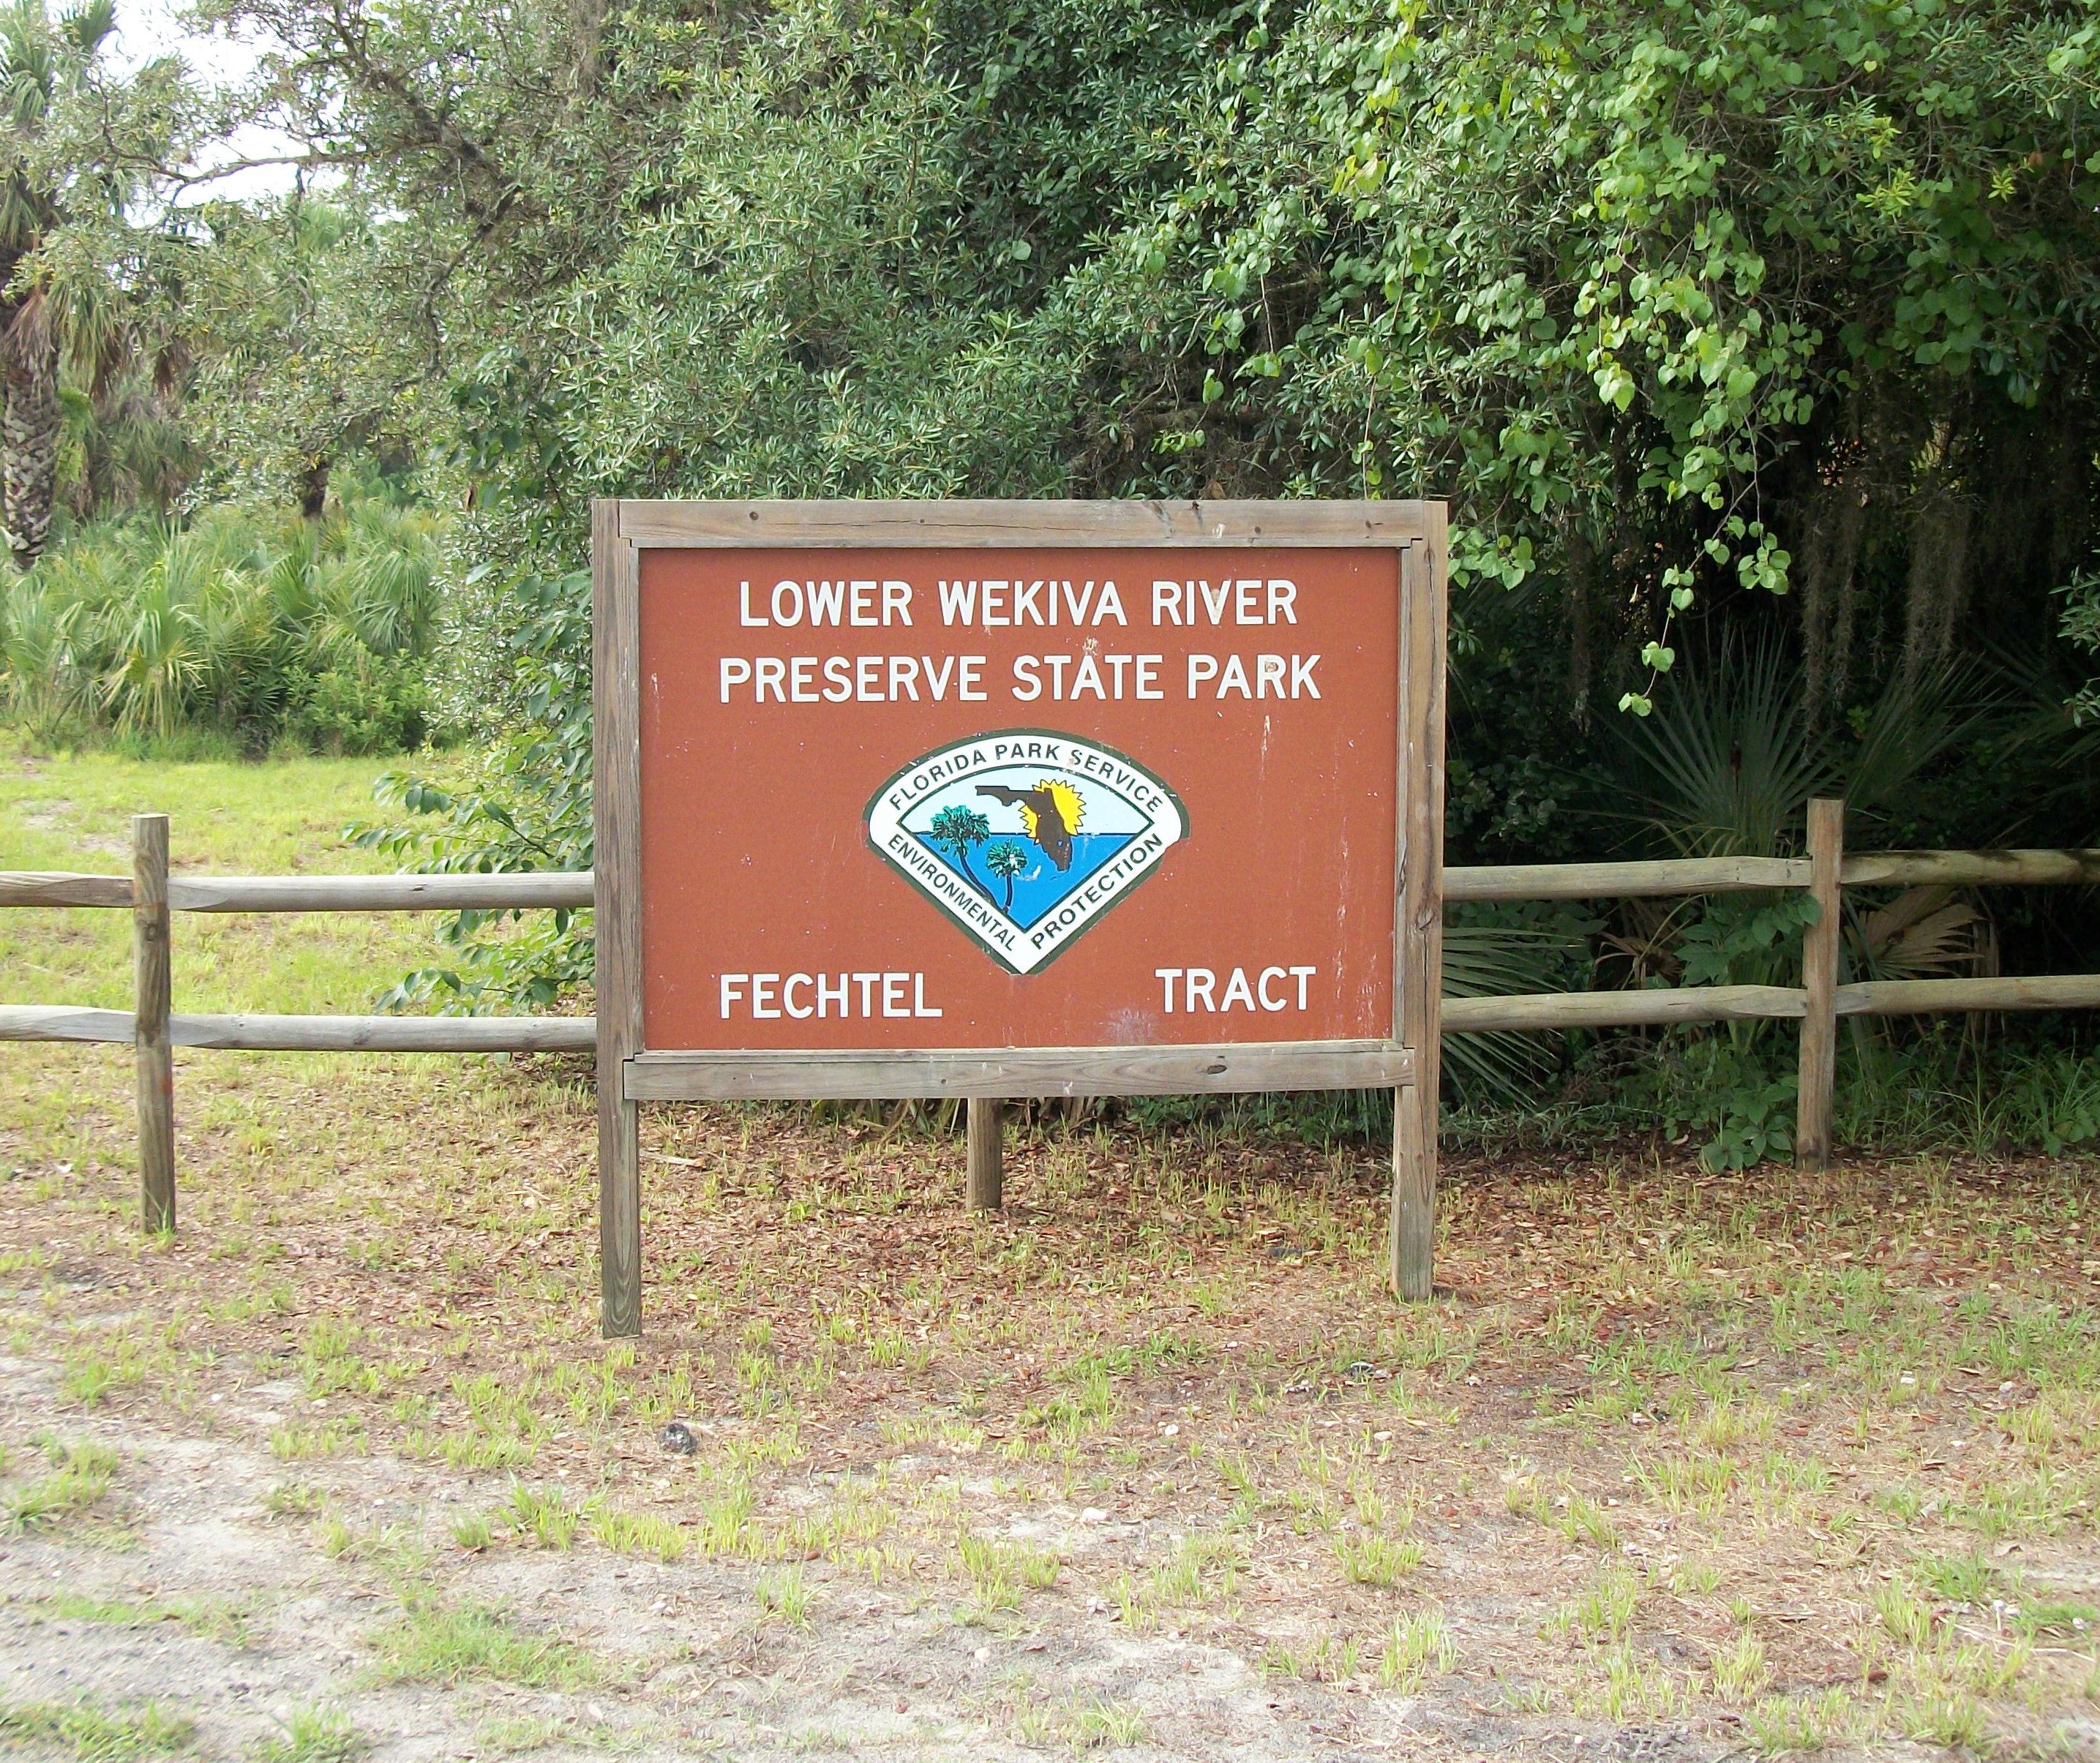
[
  {"left": 1609, "top": 636, "right": 1835, "bottom": 858},
  {"left": 1610, "top": 638, "right": 2003, "bottom": 857},
  {"left": 1441, "top": 917, "right": 1591, "bottom": 1107},
  {"left": 1848, "top": 886, "right": 1997, "bottom": 985},
  {"left": 56, "top": 0, "right": 110, "bottom": 61},
  {"left": 98, "top": 570, "right": 203, "bottom": 734}
]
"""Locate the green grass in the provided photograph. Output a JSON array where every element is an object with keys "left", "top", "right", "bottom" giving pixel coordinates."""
[
  {"left": 1335, "top": 1531, "right": 1422, "bottom": 1587},
  {"left": 586, "top": 1501, "right": 687, "bottom": 1561},
  {"left": 366, "top": 1601, "right": 605, "bottom": 1691},
  {"left": 1378, "top": 1609, "right": 1456, "bottom": 1690},
  {"left": 500, "top": 1482, "right": 580, "bottom": 1550},
  {"left": 4, "top": 1438, "right": 118, "bottom": 1533},
  {"left": 251, "top": 1707, "right": 367, "bottom": 1763},
  {"left": 756, "top": 1564, "right": 811, "bottom": 1626},
  {"left": 957, "top": 1532, "right": 1060, "bottom": 1611},
  {"left": 0, "top": 742, "right": 438, "bottom": 1019},
  {"left": 1552, "top": 1566, "right": 1640, "bottom": 1645},
  {"left": 1014, "top": 1691, "right": 1149, "bottom": 1750},
  {"left": 43, "top": 1590, "right": 250, "bottom": 1647},
  {"left": 1742, "top": 1687, "right": 1854, "bottom": 1755},
  {"left": 0, "top": 1699, "right": 194, "bottom": 1761}
]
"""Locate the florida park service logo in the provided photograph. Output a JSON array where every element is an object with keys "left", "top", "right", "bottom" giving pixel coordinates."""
[{"left": 866, "top": 730, "right": 1188, "bottom": 974}]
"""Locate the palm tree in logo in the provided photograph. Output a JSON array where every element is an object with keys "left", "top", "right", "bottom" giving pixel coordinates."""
[
  {"left": 983, "top": 841, "right": 1028, "bottom": 914},
  {"left": 928, "top": 804, "right": 992, "bottom": 894}
]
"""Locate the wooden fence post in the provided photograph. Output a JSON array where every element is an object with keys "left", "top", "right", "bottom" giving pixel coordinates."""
[
  {"left": 1390, "top": 515, "right": 1447, "bottom": 1301},
  {"left": 1796, "top": 797, "right": 1845, "bottom": 1173},
  {"left": 967, "top": 1097, "right": 1003, "bottom": 1211},
  {"left": 132, "top": 813, "right": 174, "bottom": 1234},
  {"left": 592, "top": 500, "right": 643, "bottom": 1338}
]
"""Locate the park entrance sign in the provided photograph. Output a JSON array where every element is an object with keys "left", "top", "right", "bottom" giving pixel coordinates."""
[{"left": 591, "top": 501, "right": 1447, "bottom": 1335}]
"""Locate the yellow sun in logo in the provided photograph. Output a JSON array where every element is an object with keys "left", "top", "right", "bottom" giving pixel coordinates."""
[{"left": 1019, "top": 779, "right": 1083, "bottom": 843}]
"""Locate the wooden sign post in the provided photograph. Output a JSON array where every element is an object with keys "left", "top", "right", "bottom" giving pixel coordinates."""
[{"left": 591, "top": 500, "right": 1446, "bottom": 1337}]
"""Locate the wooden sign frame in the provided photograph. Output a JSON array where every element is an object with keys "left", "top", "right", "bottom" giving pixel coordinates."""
[{"left": 590, "top": 499, "right": 1447, "bottom": 1336}]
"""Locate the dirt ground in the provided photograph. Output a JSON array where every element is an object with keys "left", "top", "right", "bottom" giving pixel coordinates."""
[{"left": 2, "top": 1040, "right": 2099, "bottom": 1762}]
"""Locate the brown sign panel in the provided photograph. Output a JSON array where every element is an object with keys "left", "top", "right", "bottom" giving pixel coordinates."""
[
  {"left": 593, "top": 501, "right": 1444, "bottom": 1106},
  {"left": 637, "top": 541, "right": 1398, "bottom": 1053}
]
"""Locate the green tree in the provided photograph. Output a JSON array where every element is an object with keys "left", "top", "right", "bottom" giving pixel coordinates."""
[
  {"left": 929, "top": 804, "right": 992, "bottom": 893},
  {"left": 179, "top": 197, "right": 431, "bottom": 515},
  {"left": 1062, "top": 0, "right": 2100, "bottom": 717},
  {"left": 983, "top": 838, "right": 1028, "bottom": 913},
  {"left": 0, "top": 0, "right": 185, "bottom": 563}
]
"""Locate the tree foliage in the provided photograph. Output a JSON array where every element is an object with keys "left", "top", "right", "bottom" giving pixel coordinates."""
[
  {"left": 7, "top": 0, "right": 2098, "bottom": 1029},
  {"left": 1060, "top": 0, "right": 2100, "bottom": 718}
]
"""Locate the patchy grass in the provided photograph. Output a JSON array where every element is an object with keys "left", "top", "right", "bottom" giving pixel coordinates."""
[
  {"left": 1012, "top": 1690, "right": 1148, "bottom": 1750},
  {"left": 4, "top": 1438, "right": 118, "bottom": 1533},
  {"left": 0, "top": 1699, "right": 194, "bottom": 1761},
  {"left": 5, "top": 746, "right": 2100, "bottom": 1748},
  {"left": 40, "top": 1590, "right": 251, "bottom": 1649},
  {"left": 755, "top": 1564, "right": 811, "bottom": 1627},
  {"left": 365, "top": 1600, "right": 605, "bottom": 1691},
  {"left": 251, "top": 1707, "right": 367, "bottom": 1763},
  {"left": 1377, "top": 1608, "right": 1456, "bottom": 1691}
]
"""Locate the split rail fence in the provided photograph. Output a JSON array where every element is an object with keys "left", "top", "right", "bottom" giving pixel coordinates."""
[{"left": 3, "top": 800, "right": 2096, "bottom": 1274}]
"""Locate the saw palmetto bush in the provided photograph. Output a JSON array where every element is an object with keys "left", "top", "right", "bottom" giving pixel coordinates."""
[
  {"left": 0, "top": 484, "right": 442, "bottom": 752},
  {"left": 1586, "top": 636, "right": 2097, "bottom": 1165}
]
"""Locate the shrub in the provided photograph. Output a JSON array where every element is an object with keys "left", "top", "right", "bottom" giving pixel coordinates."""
[{"left": 0, "top": 481, "right": 444, "bottom": 756}]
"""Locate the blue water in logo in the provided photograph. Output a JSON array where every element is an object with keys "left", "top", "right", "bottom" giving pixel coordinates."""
[{"left": 911, "top": 832, "right": 1138, "bottom": 931}]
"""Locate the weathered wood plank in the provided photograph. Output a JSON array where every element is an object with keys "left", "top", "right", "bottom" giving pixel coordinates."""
[
  {"left": 0, "top": 872, "right": 132, "bottom": 908},
  {"left": 623, "top": 1040, "right": 1417, "bottom": 1101},
  {"left": 1392, "top": 523, "right": 1445, "bottom": 1302},
  {"left": 1442, "top": 986, "right": 1807, "bottom": 1031},
  {"left": 1840, "top": 850, "right": 2100, "bottom": 888},
  {"left": 593, "top": 500, "right": 645, "bottom": 1340},
  {"left": 168, "top": 873, "right": 595, "bottom": 913},
  {"left": 967, "top": 1097, "right": 1003, "bottom": 1211},
  {"left": 0, "top": 1007, "right": 592, "bottom": 1050},
  {"left": 0, "top": 1004, "right": 134, "bottom": 1042},
  {"left": 1444, "top": 857, "right": 1810, "bottom": 901},
  {"left": 1796, "top": 799, "right": 1845, "bottom": 1173},
  {"left": 134, "top": 815, "right": 176, "bottom": 1234},
  {"left": 1835, "top": 975, "right": 2100, "bottom": 1015},
  {"left": 165, "top": 1013, "right": 596, "bottom": 1051},
  {"left": 615, "top": 498, "right": 1433, "bottom": 549}
]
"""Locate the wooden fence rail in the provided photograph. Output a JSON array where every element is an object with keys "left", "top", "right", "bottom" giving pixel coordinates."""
[{"left": 2, "top": 803, "right": 2096, "bottom": 1302}]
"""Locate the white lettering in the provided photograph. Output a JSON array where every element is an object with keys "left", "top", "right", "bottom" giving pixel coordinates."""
[{"left": 807, "top": 579, "right": 846, "bottom": 624}]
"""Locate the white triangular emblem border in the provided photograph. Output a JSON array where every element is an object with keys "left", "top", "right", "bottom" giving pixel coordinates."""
[{"left": 864, "top": 729, "right": 1188, "bottom": 975}]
